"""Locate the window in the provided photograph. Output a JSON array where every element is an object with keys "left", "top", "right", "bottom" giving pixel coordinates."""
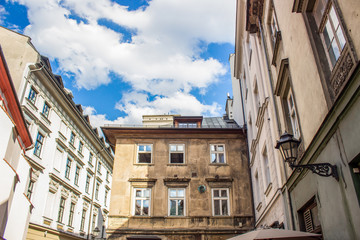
[
  {"left": 74, "top": 165, "right": 80, "bottom": 186},
  {"left": 34, "top": 132, "right": 44, "bottom": 157},
  {"left": 169, "top": 144, "right": 185, "bottom": 164},
  {"left": 89, "top": 153, "right": 93, "bottom": 164},
  {"left": 212, "top": 188, "right": 229, "bottom": 216},
  {"left": 58, "top": 197, "right": 66, "bottom": 223},
  {"left": 68, "top": 202, "right": 75, "bottom": 226},
  {"left": 78, "top": 141, "right": 83, "bottom": 154},
  {"left": 178, "top": 123, "right": 197, "bottom": 128},
  {"left": 349, "top": 157, "right": 360, "bottom": 206},
  {"left": 137, "top": 144, "right": 152, "bottom": 163},
  {"left": 97, "top": 161, "right": 102, "bottom": 174},
  {"left": 26, "top": 179, "right": 35, "bottom": 200},
  {"left": 92, "top": 213, "right": 97, "bottom": 232},
  {"left": 285, "top": 89, "right": 300, "bottom": 138},
  {"left": 134, "top": 188, "right": 150, "bottom": 216},
  {"left": 210, "top": 144, "right": 225, "bottom": 163},
  {"left": 69, "top": 131, "right": 76, "bottom": 146},
  {"left": 42, "top": 102, "right": 51, "bottom": 118},
  {"left": 95, "top": 182, "right": 100, "bottom": 200},
  {"left": 168, "top": 188, "right": 185, "bottom": 216},
  {"left": 80, "top": 209, "right": 86, "bottom": 231},
  {"left": 27, "top": 87, "right": 37, "bottom": 104},
  {"left": 320, "top": 4, "right": 346, "bottom": 67},
  {"left": 104, "top": 189, "right": 108, "bottom": 206},
  {"left": 262, "top": 147, "right": 271, "bottom": 187},
  {"left": 298, "top": 197, "right": 321, "bottom": 233},
  {"left": 106, "top": 171, "right": 109, "bottom": 182},
  {"left": 269, "top": 8, "right": 279, "bottom": 48},
  {"left": 254, "top": 171, "right": 261, "bottom": 206},
  {"left": 85, "top": 174, "right": 91, "bottom": 193},
  {"left": 65, "top": 158, "right": 72, "bottom": 179}
]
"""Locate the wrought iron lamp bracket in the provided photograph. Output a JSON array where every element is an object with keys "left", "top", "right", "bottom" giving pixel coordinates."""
[{"left": 290, "top": 162, "right": 339, "bottom": 181}]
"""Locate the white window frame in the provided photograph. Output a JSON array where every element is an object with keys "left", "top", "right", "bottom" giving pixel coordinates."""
[
  {"left": 169, "top": 144, "right": 185, "bottom": 164},
  {"left": 137, "top": 144, "right": 153, "bottom": 164},
  {"left": 286, "top": 89, "right": 300, "bottom": 139},
  {"left": 210, "top": 144, "right": 226, "bottom": 164},
  {"left": 212, "top": 188, "right": 230, "bottom": 216},
  {"left": 168, "top": 188, "right": 185, "bottom": 216},
  {"left": 133, "top": 188, "right": 151, "bottom": 216}
]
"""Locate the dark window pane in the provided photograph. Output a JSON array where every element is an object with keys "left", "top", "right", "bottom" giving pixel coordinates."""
[
  {"left": 214, "top": 190, "right": 219, "bottom": 197},
  {"left": 143, "top": 200, "right": 149, "bottom": 215},
  {"left": 214, "top": 200, "right": 220, "bottom": 215},
  {"left": 222, "top": 200, "right": 228, "bottom": 215},
  {"left": 138, "top": 153, "right": 151, "bottom": 163},
  {"left": 221, "top": 190, "right": 227, "bottom": 197},
  {"left": 135, "top": 200, "right": 141, "bottom": 215},
  {"left": 219, "top": 153, "right": 225, "bottom": 163},
  {"left": 170, "top": 200, "right": 176, "bottom": 215},
  {"left": 178, "top": 200, "right": 184, "bottom": 216},
  {"left": 170, "top": 153, "right": 184, "bottom": 163}
]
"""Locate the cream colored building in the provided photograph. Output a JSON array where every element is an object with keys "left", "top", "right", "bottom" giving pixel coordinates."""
[
  {"left": 0, "top": 26, "right": 113, "bottom": 240},
  {"left": 234, "top": 0, "right": 360, "bottom": 239},
  {"left": 102, "top": 115, "right": 254, "bottom": 240}
]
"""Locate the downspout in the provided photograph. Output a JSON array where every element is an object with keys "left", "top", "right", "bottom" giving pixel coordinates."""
[
  {"left": 21, "top": 63, "right": 45, "bottom": 103},
  {"left": 239, "top": 77, "right": 246, "bottom": 127},
  {"left": 258, "top": 19, "right": 295, "bottom": 230}
]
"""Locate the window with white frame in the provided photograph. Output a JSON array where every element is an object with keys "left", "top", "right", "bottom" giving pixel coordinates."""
[
  {"left": 65, "top": 158, "right": 72, "bottom": 179},
  {"left": 262, "top": 147, "right": 271, "bottom": 188},
  {"left": 212, "top": 188, "right": 230, "bottom": 216},
  {"left": 85, "top": 174, "right": 91, "bottom": 193},
  {"left": 210, "top": 144, "right": 226, "bottom": 163},
  {"left": 95, "top": 181, "right": 100, "bottom": 200},
  {"left": 168, "top": 188, "right": 185, "bottom": 216},
  {"left": 34, "top": 132, "right": 44, "bottom": 157},
  {"left": 57, "top": 197, "right": 66, "bottom": 223},
  {"left": 68, "top": 202, "right": 75, "bottom": 226},
  {"left": 42, "top": 102, "right": 51, "bottom": 118},
  {"left": 26, "top": 179, "right": 35, "bottom": 200},
  {"left": 78, "top": 141, "right": 83, "bottom": 154},
  {"left": 269, "top": 6, "right": 279, "bottom": 49},
  {"left": 80, "top": 208, "right": 86, "bottom": 231},
  {"left": 69, "top": 131, "right": 76, "bottom": 146},
  {"left": 133, "top": 188, "right": 151, "bottom": 216},
  {"left": 27, "top": 87, "right": 37, "bottom": 105},
  {"left": 286, "top": 89, "right": 300, "bottom": 139},
  {"left": 74, "top": 165, "right": 80, "bottom": 186},
  {"left": 137, "top": 144, "right": 152, "bottom": 163},
  {"left": 169, "top": 144, "right": 185, "bottom": 164}
]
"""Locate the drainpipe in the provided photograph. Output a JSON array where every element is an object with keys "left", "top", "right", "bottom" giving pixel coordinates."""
[{"left": 21, "top": 63, "right": 45, "bottom": 103}]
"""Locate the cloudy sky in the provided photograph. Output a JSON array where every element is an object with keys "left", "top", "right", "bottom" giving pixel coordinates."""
[{"left": 1, "top": 0, "right": 236, "bottom": 128}]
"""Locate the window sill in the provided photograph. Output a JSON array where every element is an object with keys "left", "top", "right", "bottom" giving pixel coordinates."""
[
  {"left": 209, "top": 163, "right": 228, "bottom": 166},
  {"left": 264, "top": 182, "right": 272, "bottom": 197},
  {"left": 256, "top": 202, "right": 262, "bottom": 212},
  {"left": 26, "top": 98, "right": 38, "bottom": 111},
  {"left": 134, "top": 163, "right": 154, "bottom": 166},
  {"left": 69, "top": 143, "right": 75, "bottom": 150},
  {"left": 77, "top": 151, "right": 84, "bottom": 158},
  {"left": 167, "top": 163, "right": 187, "bottom": 166}
]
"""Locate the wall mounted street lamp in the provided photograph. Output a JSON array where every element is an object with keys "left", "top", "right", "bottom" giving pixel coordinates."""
[{"left": 275, "top": 132, "right": 339, "bottom": 181}]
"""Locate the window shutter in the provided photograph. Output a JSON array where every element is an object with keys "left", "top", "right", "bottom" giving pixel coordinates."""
[{"left": 304, "top": 208, "right": 314, "bottom": 232}]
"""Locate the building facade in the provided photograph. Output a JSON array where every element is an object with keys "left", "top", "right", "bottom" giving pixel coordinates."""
[
  {"left": 102, "top": 115, "right": 254, "bottom": 240},
  {"left": 0, "top": 26, "right": 114, "bottom": 240},
  {"left": 234, "top": 0, "right": 360, "bottom": 239},
  {"left": 0, "top": 46, "right": 33, "bottom": 240}
]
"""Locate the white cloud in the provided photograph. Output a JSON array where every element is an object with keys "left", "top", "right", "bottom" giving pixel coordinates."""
[{"left": 11, "top": 0, "right": 234, "bottom": 124}]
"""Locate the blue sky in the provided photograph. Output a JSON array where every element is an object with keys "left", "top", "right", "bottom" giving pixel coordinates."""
[{"left": 0, "top": 0, "right": 236, "bottom": 127}]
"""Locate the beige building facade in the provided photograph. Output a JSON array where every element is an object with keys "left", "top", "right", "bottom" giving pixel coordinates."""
[
  {"left": 234, "top": 0, "right": 360, "bottom": 239},
  {"left": 102, "top": 116, "right": 254, "bottom": 240}
]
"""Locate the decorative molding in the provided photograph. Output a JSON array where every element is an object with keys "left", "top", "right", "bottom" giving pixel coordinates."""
[
  {"left": 61, "top": 187, "right": 70, "bottom": 199},
  {"left": 163, "top": 178, "right": 191, "bottom": 187},
  {"left": 70, "top": 193, "right": 79, "bottom": 203},
  {"left": 128, "top": 178, "right": 157, "bottom": 188},
  {"left": 30, "top": 168, "right": 41, "bottom": 182},
  {"left": 49, "top": 173, "right": 82, "bottom": 195},
  {"left": 49, "top": 179, "right": 60, "bottom": 193},
  {"left": 206, "top": 177, "right": 233, "bottom": 188},
  {"left": 331, "top": 47, "right": 356, "bottom": 96},
  {"left": 246, "top": 0, "right": 265, "bottom": 33}
]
